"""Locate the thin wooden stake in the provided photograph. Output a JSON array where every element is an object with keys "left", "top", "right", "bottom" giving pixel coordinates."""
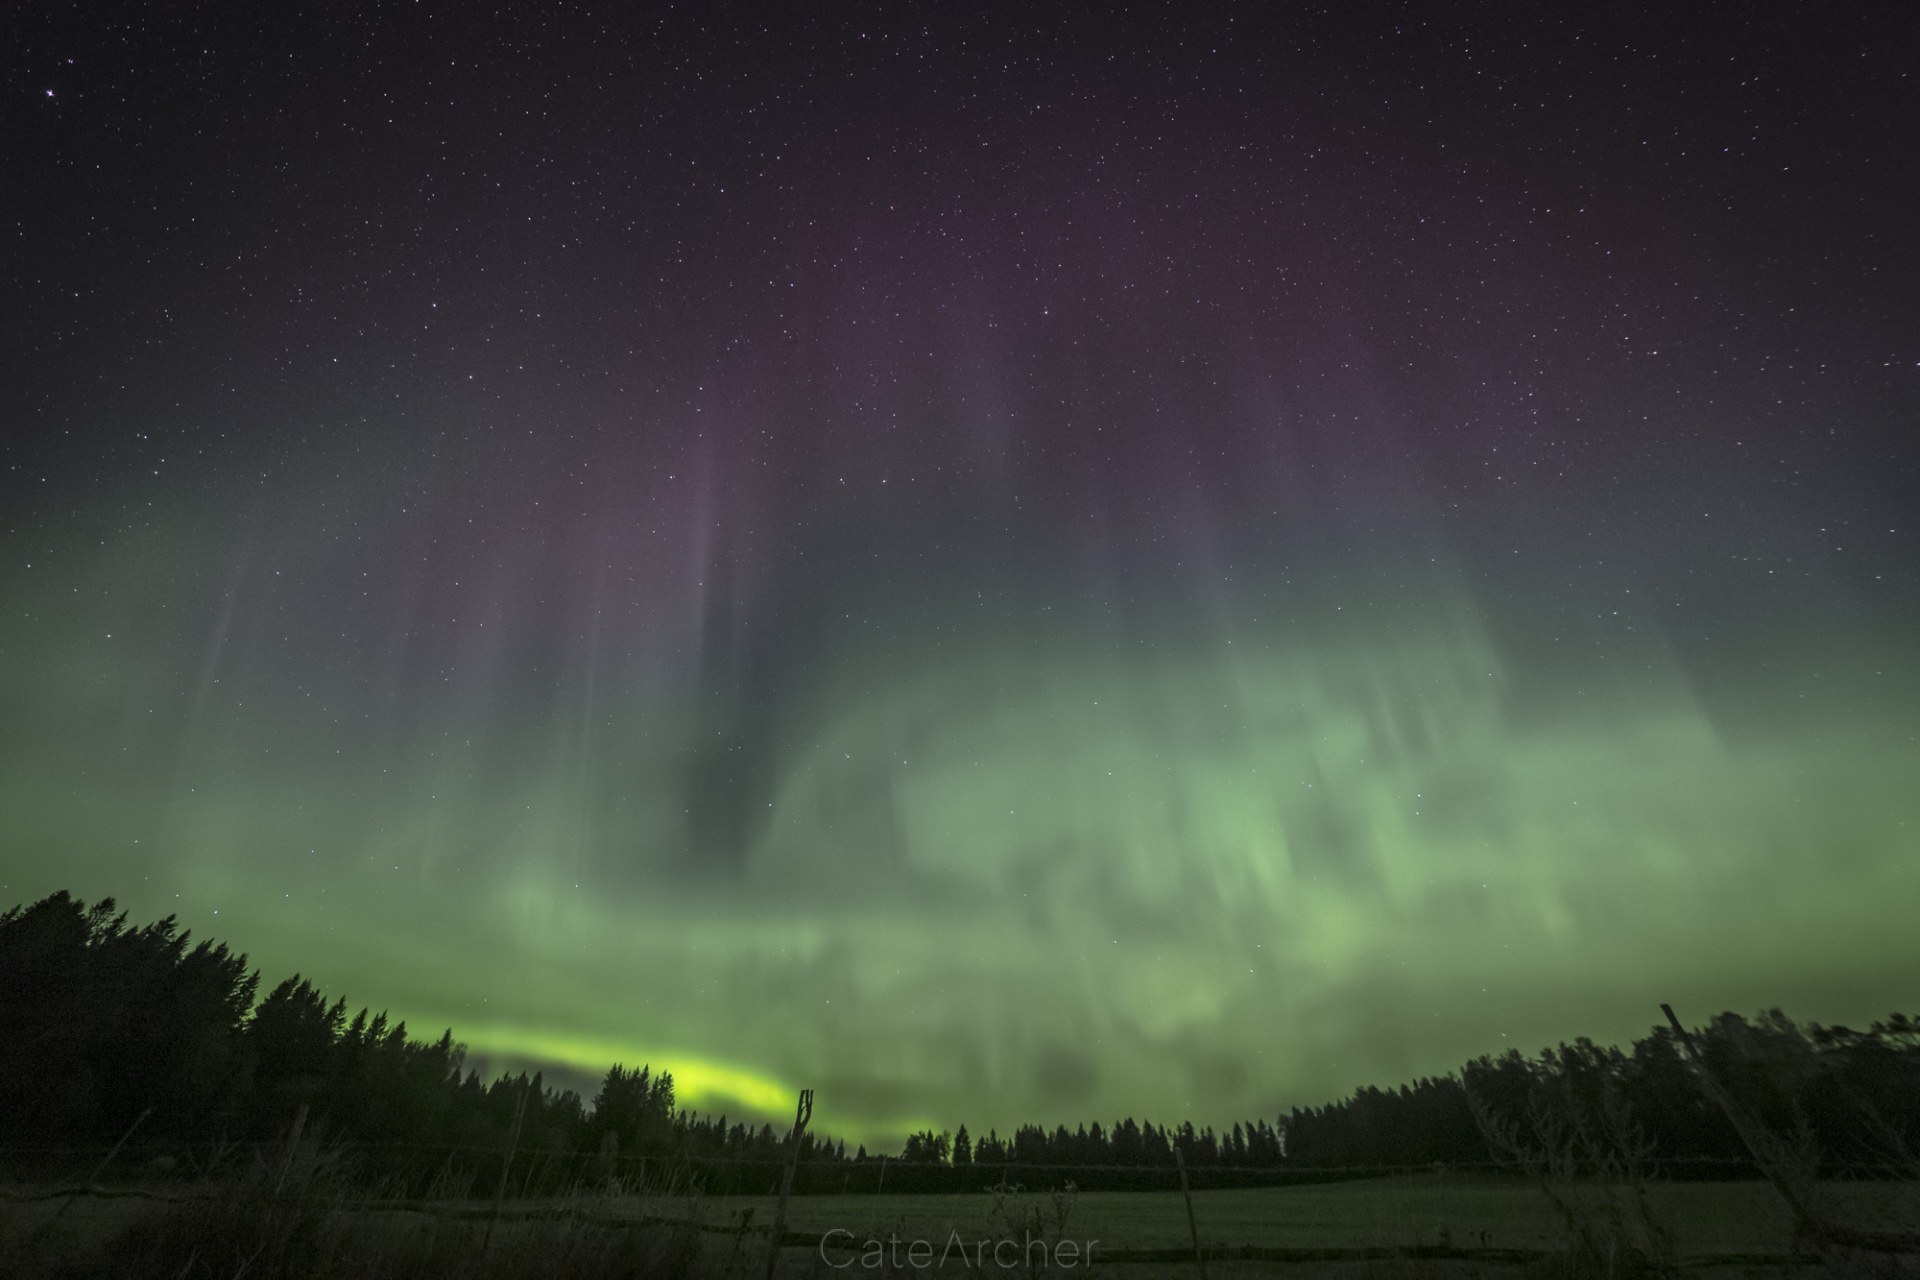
[
  {"left": 54, "top": 1106, "right": 151, "bottom": 1219},
  {"left": 1660, "top": 1003, "right": 1820, "bottom": 1226},
  {"left": 1174, "top": 1144, "right": 1208, "bottom": 1280},
  {"left": 765, "top": 1088, "right": 813, "bottom": 1280},
  {"left": 481, "top": 1078, "right": 530, "bottom": 1256},
  {"left": 273, "top": 1103, "right": 308, "bottom": 1196},
  {"left": 1661, "top": 1002, "right": 1920, "bottom": 1254}
]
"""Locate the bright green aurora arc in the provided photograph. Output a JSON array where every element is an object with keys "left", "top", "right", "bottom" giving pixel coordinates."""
[{"left": 4, "top": 5, "right": 1918, "bottom": 1152}]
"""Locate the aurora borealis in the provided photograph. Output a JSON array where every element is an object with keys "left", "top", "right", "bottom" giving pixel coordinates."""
[{"left": 4, "top": 5, "right": 1918, "bottom": 1151}]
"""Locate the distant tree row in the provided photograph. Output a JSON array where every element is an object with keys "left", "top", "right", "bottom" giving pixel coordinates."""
[
  {"left": 3, "top": 892, "right": 1915, "bottom": 1195},
  {"left": 885, "top": 1017, "right": 1918, "bottom": 1186},
  {"left": 897, "top": 1116, "right": 1283, "bottom": 1169},
  {"left": 1279, "top": 1012, "right": 1920, "bottom": 1178}
]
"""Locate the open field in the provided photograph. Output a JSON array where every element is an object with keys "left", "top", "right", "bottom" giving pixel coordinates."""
[
  {"left": 6, "top": 1173, "right": 1919, "bottom": 1277},
  {"left": 703, "top": 1173, "right": 1920, "bottom": 1259}
]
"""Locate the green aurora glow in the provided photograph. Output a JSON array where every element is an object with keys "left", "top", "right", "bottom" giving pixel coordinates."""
[
  {"left": 4, "top": 522, "right": 1916, "bottom": 1150},
  {"left": 5, "top": 2, "right": 1917, "bottom": 1155}
]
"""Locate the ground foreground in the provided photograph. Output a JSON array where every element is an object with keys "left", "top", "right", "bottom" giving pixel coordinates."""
[{"left": 3, "top": 1172, "right": 1918, "bottom": 1277}]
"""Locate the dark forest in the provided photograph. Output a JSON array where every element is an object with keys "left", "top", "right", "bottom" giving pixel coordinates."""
[{"left": 5, "top": 892, "right": 1914, "bottom": 1199}]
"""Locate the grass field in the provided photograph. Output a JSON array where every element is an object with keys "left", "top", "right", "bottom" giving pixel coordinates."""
[
  {"left": 6, "top": 1171, "right": 1918, "bottom": 1276},
  {"left": 695, "top": 1172, "right": 1918, "bottom": 1258}
]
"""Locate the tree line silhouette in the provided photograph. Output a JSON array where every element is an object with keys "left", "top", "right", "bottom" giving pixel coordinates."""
[{"left": 3, "top": 892, "right": 1914, "bottom": 1196}]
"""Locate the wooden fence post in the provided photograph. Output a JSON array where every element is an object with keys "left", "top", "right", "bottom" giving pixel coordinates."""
[
  {"left": 765, "top": 1088, "right": 813, "bottom": 1280},
  {"left": 481, "top": 1077, "right": 530, "bottom": 1256},
  {"left": 1174, "top": 1145, "right": 1208, "bottom": 1280}
]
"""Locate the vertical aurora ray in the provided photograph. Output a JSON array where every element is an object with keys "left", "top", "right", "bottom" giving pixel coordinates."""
[{"left": 3, "top": 489, "right": 1915, "bottom": 1147}]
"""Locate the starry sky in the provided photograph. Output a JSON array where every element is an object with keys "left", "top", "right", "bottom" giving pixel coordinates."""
[{"left": 4, "top": 3, "right": 1918, "bottom": 1151}]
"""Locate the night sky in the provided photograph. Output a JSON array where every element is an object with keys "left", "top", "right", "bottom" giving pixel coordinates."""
[{"left": 5, "top": 4, "right": 1918, "bottom": 1150}]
